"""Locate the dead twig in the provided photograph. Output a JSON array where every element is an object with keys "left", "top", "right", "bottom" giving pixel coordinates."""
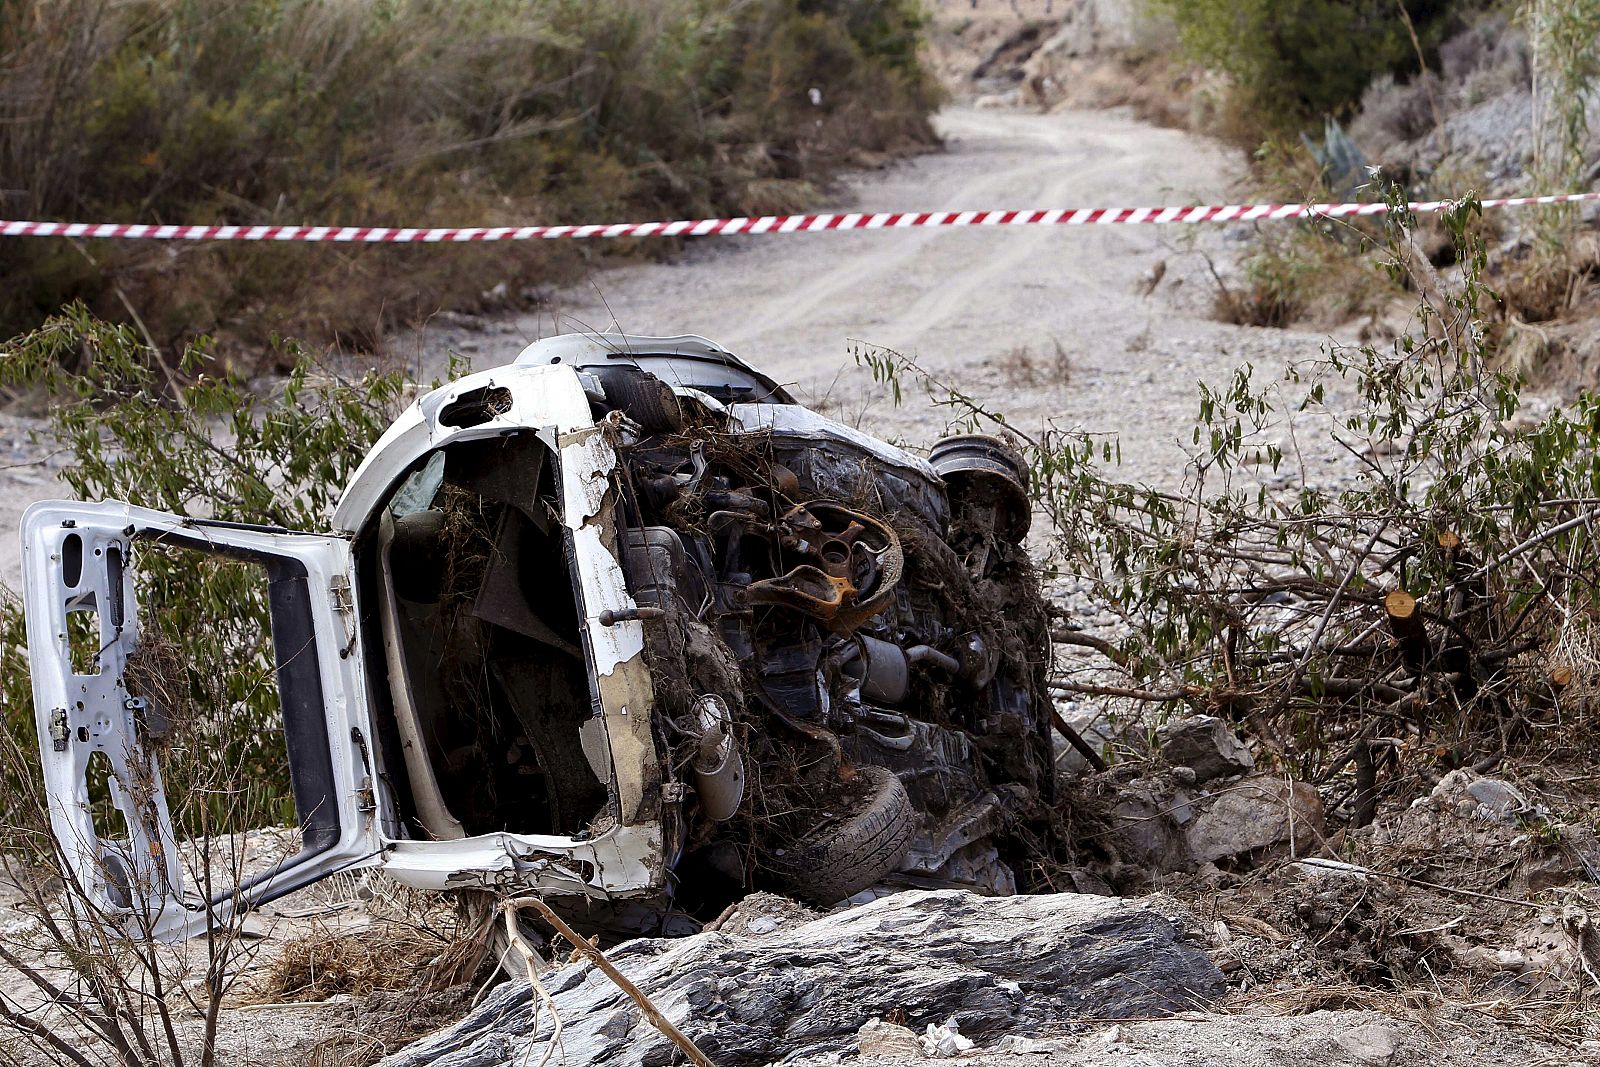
[
  {"left": 1048, "top": 680, "right": 1190, "bottom": 702},
  {"left": 1049, "top": 627, "right": 1131, "bottom": 668},
  {"left": 1293, "top": 858, "right": 1545, "bottom": 910},
  {"left": 503, "top": 896, "right": 716, "bottom": 1067},
  {"left": 1050, "top": 709, "right": 1108, "bottom": 772},
  {"left": 498, "top": 903, "right": 563, "bottom": 1067}
]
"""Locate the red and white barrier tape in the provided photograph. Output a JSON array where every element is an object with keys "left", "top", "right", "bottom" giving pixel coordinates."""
[{"left": 3, "top": 192, "right": 1598, "bottom": 242}]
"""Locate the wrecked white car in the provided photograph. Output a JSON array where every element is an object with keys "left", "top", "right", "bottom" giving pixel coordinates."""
[{"left": 22, "top": 334, "right": 1055, "bottom": 939}]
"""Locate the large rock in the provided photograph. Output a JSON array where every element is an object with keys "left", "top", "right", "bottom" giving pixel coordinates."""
[
  {"left": 1186, "top": 778, "right": 1324, "bottom": 866},
  {"left": 1093, "top": 771, "right": 1326, "bottom": 875},
  {"left": 1156, "top": 715, "right": 1254, "bottom": 784},
  {"left": 378, "top": 890, "right": 1224, "bottom": 1067}
]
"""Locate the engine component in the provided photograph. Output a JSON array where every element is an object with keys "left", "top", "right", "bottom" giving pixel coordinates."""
[
  {"left": 905, "top": 644, "right": 960, "bottom": 676},
  {"left": 623, "top": 526, "right": 703, "bottom": 609},
  {"left": 691, "top": 694, "right": 745, "bottom": 822},
  {"left": 847, "top": 635, "right": 910, "bottom": 705},
  {"left": 955, "top": 632, "right": 997, "bottom": 689},
  {"left": 930, "top": 433, "right": 1032, "bottom": 542},
  {"left": 743, "top": 502, "right": 904, "bottom": 633}
]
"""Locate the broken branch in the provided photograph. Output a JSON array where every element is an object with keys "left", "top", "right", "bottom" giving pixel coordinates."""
[
  {"left": 1384, "top": 589, "right": 1434, "bottom": 671},
  {"left": 499, "top": 903, "right": 563, "bottom": 1067},
  {"left": 1049, "top": 680, "right": 1191, "bottom": 702},
  {"left": 1050, "top": 709, "right": 1109, "bottom": 772},
  {"left": 503, "top": 896, "right": 716, "bottom": 1067},
  {"left": 1050, "top": 627, "right": 1130, "bottom": 668}
]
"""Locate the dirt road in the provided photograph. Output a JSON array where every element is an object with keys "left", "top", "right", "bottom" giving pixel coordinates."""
[{"left": 416, "top": 104, "right": 1326, "bottom": 483}]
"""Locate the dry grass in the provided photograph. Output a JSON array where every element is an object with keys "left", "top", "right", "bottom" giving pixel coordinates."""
[
  {"left": 251, "top": 885, "right": 495, "bottom": 1005},
  {"left": 996, "top": 339, "right": 1072, "bottom": 387},
  {"left": 1209, "top": 223, "right": 1400, "bottom": 331},
  {"left": 246, "top": 883, "right": 498, "bottom": 1067}
]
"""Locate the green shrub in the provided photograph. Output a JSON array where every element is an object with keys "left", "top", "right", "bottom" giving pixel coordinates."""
[
  {"left": 0, "top": 306, "right": 417, "bottom": 824},
  {"left": 1146, "top": 0, "right": 1463, "bottom": 139},
  {"left": 0, "top": 0, "right": 940, "bottom": 360},
  {"left": 862, "top": 193, "right": 1600, "bottom": 794}
]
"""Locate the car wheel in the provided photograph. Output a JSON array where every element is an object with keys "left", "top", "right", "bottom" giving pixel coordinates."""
[
  {"left": 766, "top": 765, "right": 915, "bottom": 906},
  {"left": 601, "top": 369, "right": 684, "bottom": 434}
]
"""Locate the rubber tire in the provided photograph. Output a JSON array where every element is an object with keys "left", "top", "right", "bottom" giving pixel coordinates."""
[
  {"left": 600, "top": 369, "right": 684, "bottom": 434},
  {"left": 766, "top": 766, "right": 915, "bottom": 906}
]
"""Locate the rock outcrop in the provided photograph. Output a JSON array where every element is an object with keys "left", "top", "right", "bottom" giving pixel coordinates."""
[{"left": 378, "top": 889, "right": 1224, "bottom": 1067}]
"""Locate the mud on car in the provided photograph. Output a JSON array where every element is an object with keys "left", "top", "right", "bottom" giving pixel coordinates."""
[{"left": 22, "top": 334, "right": 1056, "bottom": 939}]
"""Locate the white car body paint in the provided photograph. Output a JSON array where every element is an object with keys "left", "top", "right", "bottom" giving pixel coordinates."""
[{"left": 22, "top": 352, "right": 676, "bottom": 940}]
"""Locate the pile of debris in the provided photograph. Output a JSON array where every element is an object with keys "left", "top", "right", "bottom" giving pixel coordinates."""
[{"left": 1062, "top": 713, "right": 1324, "bottom": 886}]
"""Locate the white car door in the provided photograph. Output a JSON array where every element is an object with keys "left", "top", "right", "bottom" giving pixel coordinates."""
[{"left": 20, "top": 500, "right": 382, "bottom": 941}]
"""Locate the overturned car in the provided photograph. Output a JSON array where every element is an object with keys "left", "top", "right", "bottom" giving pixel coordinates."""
[{"left": 22, "top": 334, "right": 1055, "bottom": 939}]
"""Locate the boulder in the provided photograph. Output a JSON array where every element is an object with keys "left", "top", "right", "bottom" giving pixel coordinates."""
[
  {"left": 1094, "top": 769, "right": 1323, "bottom": 875},
  {"left": 1108, "top": 776, "right": 1197, "bottom": 871},
  {"left": 377, "top": 890, "right": 1224, "bottom": 1067},
  {"left": 1186, "top": 778, "right": 1325, "bottom": 866},
  {"left": 1156, "top": 715, "right": 1254, "bottom": 783},
  {"left": 1027, "top": 0, "right": 1144, "bottom": 63}
]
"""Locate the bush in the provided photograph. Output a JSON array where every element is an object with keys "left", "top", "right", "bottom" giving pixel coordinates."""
[
  {"left": 0, "top": 308, "right": 438, "bottom": 1065},
  {"left": 862, "top": 193, "right": 1600, "bottom": 817},
  {"left": 0, "top": 306, "right": 417, "bottom": 823},
  {"left": 1146, "top": 0, "right": 1466, "bottom": 140},
  {"left": 0, "top": 0, "right": 941, "bottom": 361},
  {"left": 1211, "top": 222, "right": 1398, "bottom": 330}
]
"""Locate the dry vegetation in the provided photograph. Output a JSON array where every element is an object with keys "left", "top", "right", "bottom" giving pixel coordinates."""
[
  {"left": 1167, "top": 1, "right": 1600, "bottom": 373},
  {"left": 863, "top": 193, "right": 1600, "bottom": 827},
  {"left": 0, "top": 0, "right": 940, "bottom": 364}
]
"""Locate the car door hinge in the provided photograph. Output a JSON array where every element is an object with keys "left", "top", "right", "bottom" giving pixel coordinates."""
[
  {"left": 351, "top": 727, "right": 378, "bottom": 815},
  {"left": 330, "top": 575, "right": 358, "bottom": 659}
]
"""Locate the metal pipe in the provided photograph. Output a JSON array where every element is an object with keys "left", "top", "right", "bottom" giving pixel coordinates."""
[{"left": 905, "top": 644, "right": 961, "bottom": 675}]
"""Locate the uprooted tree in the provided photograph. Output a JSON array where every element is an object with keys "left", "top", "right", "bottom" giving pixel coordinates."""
[{"left": 861, "top": 188, "right": 1600, "bottom": 827}]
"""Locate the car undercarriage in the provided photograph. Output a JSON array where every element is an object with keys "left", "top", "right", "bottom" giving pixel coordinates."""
[{"left": 22, "top": 333, "right": 1060, "bottom": 940}]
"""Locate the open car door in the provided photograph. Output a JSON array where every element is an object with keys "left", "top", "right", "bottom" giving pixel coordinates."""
[{"left": 20, "top": 500, "right": 382, "bottom": 941}]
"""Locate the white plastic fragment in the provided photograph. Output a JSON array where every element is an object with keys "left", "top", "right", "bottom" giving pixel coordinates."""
[{"left": 920, "top": 1018, "right": 976, "bottom": 1058}]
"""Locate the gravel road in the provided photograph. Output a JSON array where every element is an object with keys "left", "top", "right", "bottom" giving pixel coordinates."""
[{"left": 412, "top": 104, "right": 1335, "bottom": 486}]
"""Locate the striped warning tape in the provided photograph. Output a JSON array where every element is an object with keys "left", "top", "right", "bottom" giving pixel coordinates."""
[{"left": 2, "top": 192, "right": 1597, "bottom": 242}]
